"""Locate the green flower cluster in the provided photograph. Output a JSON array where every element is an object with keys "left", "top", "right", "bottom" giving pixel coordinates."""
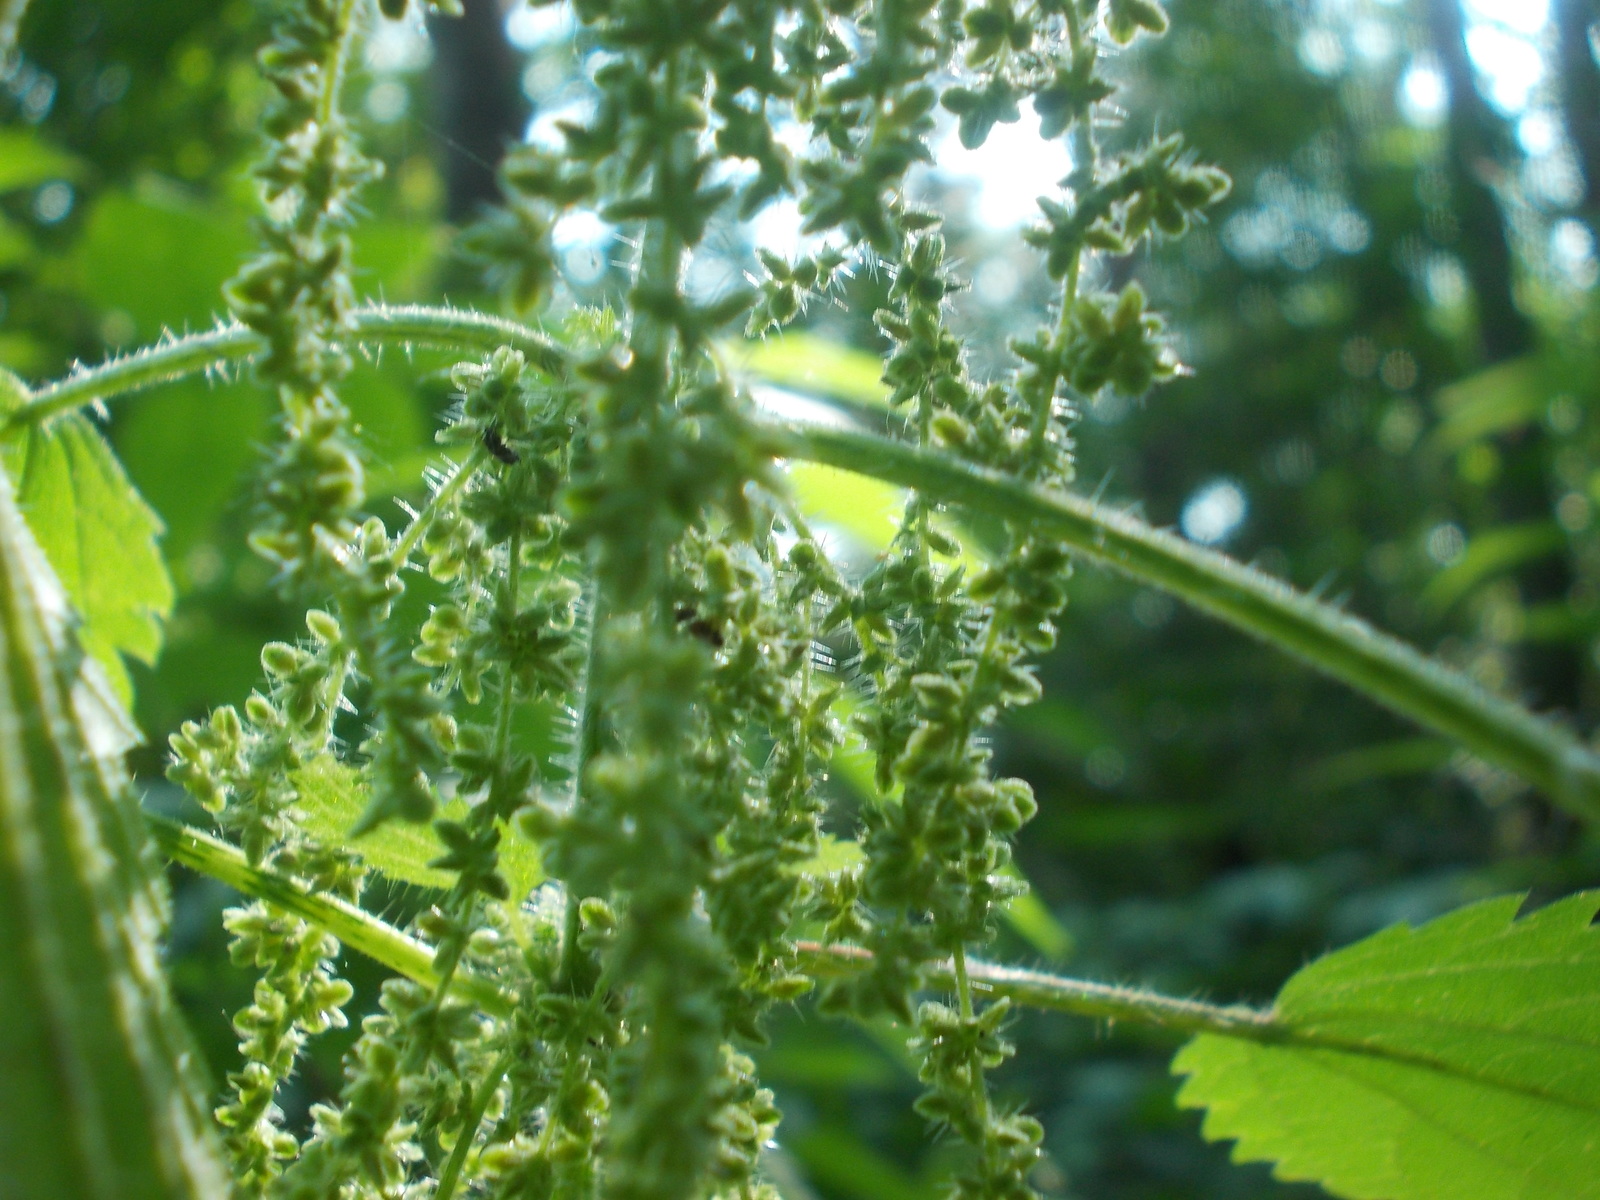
[
  {"left": 164, "top": 3, "right": 1229, "bottom": 1199},
  {"left": 226, "top": 0, "right": 378, "bottom": 581},
  {"left": 738, "top": 4, "right": 1227, "bottom": 1196}
]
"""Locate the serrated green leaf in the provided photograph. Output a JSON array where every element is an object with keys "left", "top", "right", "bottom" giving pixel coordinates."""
[
  {"left": 2, "top": 413, "right": 175, "bottom": 700},
  {"left": 294, "top": 755, "right": 544, "bottom": 901},
  {"left": 1174, "top": 891, "right": 1600, "bottom": 1200}
]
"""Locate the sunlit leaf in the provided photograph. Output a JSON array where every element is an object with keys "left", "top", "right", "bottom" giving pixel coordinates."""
[
  {"left": 0, "top": 397, "right": 174, "bottom": 701},
  {"left": 1175, "top": 891, "right": 1600, "bottom": 1200},
  {"left": 737, "top": 332, "right": 891, "bottom": 408},
  {"left": 801, "top": 833, "right": 866, "bottom": 875},
  {"left": 293, "top": 755, "right": 544, "bottom": 901},
  {"left": 70, "top": 181, "right": 254, "bottom": 341}
]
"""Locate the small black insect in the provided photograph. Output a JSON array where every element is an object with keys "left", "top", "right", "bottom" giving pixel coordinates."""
[
  {"left": 675, "top": 605, "right": 725, "bottom": 648},
  {"left": 483, "top": 425, "right": 520, "bottom": 465}
]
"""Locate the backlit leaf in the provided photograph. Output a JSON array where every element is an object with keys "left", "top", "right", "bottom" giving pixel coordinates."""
[
  {"left": 0, "top": 401, "right": 174, "bottom": 700},
  {"left": 1175, "top": 891, "right": 1600, "bottom": 1200},
  {"left": 294, "top": 755, "right": 544, "bottom": 902}
]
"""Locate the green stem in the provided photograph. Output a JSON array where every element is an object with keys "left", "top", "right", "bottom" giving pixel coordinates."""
[
  {"left": 392, "top": 444, "right": 488, "bottom": 565},
  {"left": 492, "top": 527, "right": 524, "bottom": 766},
  {"left": 797, "top": 941, "right": 1275, "bottom": 1038},
  {"left": 153, "top": 811, "right": 1581, "bottom": 1093},
  {"left": 434, "top": 1046, "right": 515, "bottom": 1200},
  {"left": 3, "top": 305, "right": 568, "bottom": 432},
  {"left": 952, "top": 944, "right": 975, "bottom": 1021},
  {"left": 146, "top": 814, "right": 515, "bottom": 1017},
  {"left": 317, "top": 0, "right": 362, "bottom": 130},
  {"left": 140, "top": 812, "right": 1293, "bottom": 1046},
  {"left": 554, "top": 570, "right": 604, "bottom": 990},
  {"left": 760, "top": 418, "right": 1600, "bottom": 823},
  {"left": 22, "top": 307, "right": 1600, "bottom": 818}
]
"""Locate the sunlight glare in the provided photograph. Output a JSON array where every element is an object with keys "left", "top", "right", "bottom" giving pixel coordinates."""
[{"left": 935, "top": 104, "right": 1073, "bottom": 230}]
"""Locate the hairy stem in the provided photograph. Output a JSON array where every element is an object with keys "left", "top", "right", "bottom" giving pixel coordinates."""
[
  {"left": 761, "top": 419, "right": 1600, "bottom": 823},
  {"left": 148, "top": 812, "right": 1428, "bottom": 1052},
  {"left": 154, "top": 814, "right": 1557, "bottom": 1112},
  {"left": 392, "top": 444, "right": 489, "bottom": 565},
  {"left": 20, "top": 306, "right": 1600, "bottom": 818},
  {"left": 146, "top": 815, "right": 513, "bottom": 1016},
  {"left": 147, "top": 812, "right": 1273, "bottom": 1037},
  {"left": 3, "top": 305, "right": 567, "bottom": 432}
]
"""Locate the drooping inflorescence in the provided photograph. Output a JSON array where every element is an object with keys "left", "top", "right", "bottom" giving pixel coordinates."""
[{"left": 160, "top": 2, "right": 1229, "bottom": 1199}]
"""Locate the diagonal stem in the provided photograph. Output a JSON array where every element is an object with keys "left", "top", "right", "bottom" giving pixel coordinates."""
[
  {"left": 3, "top": 305, "right": 568, "bottom": 432},
  {"left": 150, "top": 813, "right": 1588, "bottom": 1112},
  {"left": 757, "top": 418, "right": 1600, "bottom": 825},
  {"left": 16, "top": 306, "right": 1600, "bottom": 821},
  {"left": 147, "top": 811, "right": 1272, "bottom": 1037}
]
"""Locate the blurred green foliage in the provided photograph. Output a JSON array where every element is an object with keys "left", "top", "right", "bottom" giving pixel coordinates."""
[{"left": 4, "top": 0, "right": 1599, "bottom": 1196}]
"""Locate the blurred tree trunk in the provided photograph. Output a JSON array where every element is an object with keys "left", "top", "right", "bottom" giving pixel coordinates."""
[
  {"left": 1423, "top": 0, "right": 1534, "bottom": 364},
  {"left": 1425, "top": 0, "right": 1580, "bottom": 727},
  {"left": 428, "top": 0, "right": 524, "bottom": 221},
  {"left": 1554, "top": 0, "right": 1600, "bottom": 240}
]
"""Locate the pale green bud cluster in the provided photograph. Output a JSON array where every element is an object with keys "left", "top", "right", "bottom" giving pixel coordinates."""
[{"left": 163, "top": 4, "right": 1230, "bottom": 1200}]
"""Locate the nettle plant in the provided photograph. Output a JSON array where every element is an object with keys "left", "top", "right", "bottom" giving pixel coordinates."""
[{"left": 3, "top": 1, "right": 1600, "bottom": 1199}]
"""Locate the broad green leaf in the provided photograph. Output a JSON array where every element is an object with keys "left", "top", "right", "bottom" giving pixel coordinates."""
[
  {"left": 785, "top": 462, "right": 983, "bottom": 572},
  {"left": 0, "top": 330, "right": 45, "bottom": 375},
  {"left": 294, "top": 755, "right": 545, "bottom": 901},
  {"left": 0, "top": 213, "right": 33, "bottom": 268},
  {"left": 737, "top": 332, "right": 891, "bottom": 408},
  {"left": 113, "top": 376, "right": 272, "bottom": 558},
  {"left": 1004, "top": 698, "right": 1115, "bottom": 758},
  {"left": 0, "top": 458, "right": 228, "bottom": 1199},
  {"left": 801, "top": 833, "right": 866, "bottom": 874},
  {"left": 1521, "top": 598, "right": 1600, "bottom": 644},
  {"left": 0, "top": 399, "right": 174, "bottom": 700},
  {"left": 67, "top": 180, "right": 254, "bottom": 341},
  {"left": 1175, "top": 891, "right": 1600, "bottom": 1200},
  {"left": 788, "top": 461, "right": 907, "bottom": 553},
  {"left": 756, "top": 1038, "right": 900, "bottom": 1088}
]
